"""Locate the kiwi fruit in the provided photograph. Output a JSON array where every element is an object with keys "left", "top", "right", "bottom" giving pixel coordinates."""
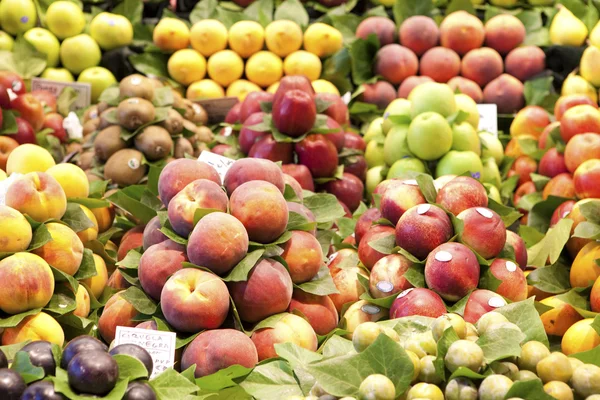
[
  {"left": 83, "top": 105, "right": 99, "bottom": 123},
  {"left": 104, "top": 149, "right": 147, "bottom": 186},
  {"left": 66, "top": 142, "right": 83, "bottom": 155},
  {"left": 96, "top": 102, "right": 110, "bottom": 115},
  {"left": 95, "top": 126, "right": 127, "bottom": 162},
  {"left": 119, "top": 74, "right": 155, "bottom": 101},
  {"left": 134, "top": 126, "right": 173, "bottom": 161},
  {"left": 149, "top": 78, "right": 164, "bottom": 89},
  {"left": 86, "top": 170, "right": 102, "bottom": 182},
  {"left": 83, "top": 118, "right": 100, "bottom": 136},
  {"left": 189, "top": 103, "right": 209, "bottom": 126},
  {"left": 174, "top": 137, "right": 193, "bottom": 159},
  {"left": 160, "top": 109, "right": 184, "bottom": 135},
  {"left": 77, "top": 151, "right": 96, "bottom": 170},
  {"left": 195, "top": 126, "right": 214, "bottom": 144},
  {"left": 117, "top": 98, "right": 156, "bottom": 131},
  {"left": 194, "top": 142, "right": 209, "bottom": 158},
  {"left": 98, "top": 107, "right": 118, "bottom": 130}
]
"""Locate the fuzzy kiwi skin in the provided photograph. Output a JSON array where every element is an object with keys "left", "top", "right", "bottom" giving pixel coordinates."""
[
  {"left": 160, "top": 109, "right": 184, "bottom": 135},
  {"left": 104, "top": 149, "right": 147, "bottom": 186},
  {"left": 174, "top": 137, "right": 194, "bottom": 159},
  {"left": 181, "top": 100, "right": 208, "bottom": 125},
  {"left": 95, "top": 125, "right": 127, "bottom": 162},
  {"left": 120, "top": 74, "right": 155, "bottom": 101},
  {"left": 98, "top": 107, "right": 117, "bottom": 130},
  {"left": 83, "top": 118, "right": 100, "bottom": 136},
  {"left": 77, "top": 151, "right": 96, "bottom": 170},
  {"left": 134, "top": 126, "right": 173, "bottom": 161},
  {"left": 117, "top": 98, "right": 156, "bottom": 131}
]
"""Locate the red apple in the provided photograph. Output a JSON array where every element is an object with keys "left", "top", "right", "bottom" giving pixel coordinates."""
[
  {"left": 538, "top": 121, "right": 560, "bottom": 150},
  {"left": 295, "top": 134, "right": 338, "bottom": 178},
  {"left": 463, "top": 289, "right": 508, "bottom": 324},
  {"left": 390, "top": 288, "right": 447, "bottom": 319},
  {"left": 560, "top": 104, "right": 600, "bottom": 143},
  {"left": 550, "top": 200, "right": 576, "bottom": 227},
  {"left": 513, "top": 181, "right": 536, "bottom": 211},
  {"left": 323, "top": 172, "right": 364, "bottom": 212},
  {"left": 239, "top": 112, "right": 267, "bottom": 155},
  {"left": 564, "top": 133, "right": 600, "bottom": 173},
  {"left": 509, "top": 156, "right": 537, "bottom": 186},
  {"left": 11, "top": 93, "right": 45, "bottom": 132},
  {"left": 323, "top": 116, "right": 345, "bottom": 152},
  {"left": 272, "top": 90, "right": 316, "bottom": 138},
  {"left": 538, "top": 148, "right": 568, "bottom": 178},
  {"left": 574, "top": 159, "right": 600, "bottom": 199},
  {"left": 505, "top": 230, "right": 527, "bottom": 269},
  {"left": 239, "top": 92, "right": 273, "bottom": 123},
  {"left": 0, "top": 72, "right": 26, "bottom": 95},
  {"left": 14, "top": 117, "right": 36, "bottom": 144},
  {"left": 281, "top": 164, "right": 314, "bottom": 192},
  {"left": 344, "top": 155, "right": 367, "bottom": 182},
  {"left": 358, "top": 225, "right": 395, "bottom": 270},
  {"left": 225, "top": 102, "right": 241, "bottom": 124},
  {"left": 30, "top": 90, "right": 57, "bottom": 114},
  {"left": 42, "top": 113, "right": 67, "bottom": 143},
  {"left": 274, "top": 75, "right": 314, "bottom": 105},
  {"left": 554, "top": 94, "right": 598, "bottom": 122},
  {"left": 354, "top": 208, "right": 382, "bottom": 245},
  {"left": 0, "top": 83, "right": 10, "bottom": 109},
  {"left": 249, "top": 134, "right": 294, "bottom": 164},
  {"left": 395, "top": 204, "right": 453, "bottom": 260},
  {"left": 316, "top": 93, "right": 349, "bottom": 126},
  {"left": 343, "top": 132, "right": 366, "bottom": 151}
]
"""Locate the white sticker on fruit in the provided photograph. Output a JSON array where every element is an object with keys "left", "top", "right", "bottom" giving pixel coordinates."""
[
  {"left": 63, "top": 112, "right": 83, "bottom": 140},
  {"left": 505, "top": 261, "right": 517, "bottom": 272},
  {"left": 562, "top": 211, "right": 570, "bottom": 218},
  {"left": 223, "top": 126, "right": 233, "bottom": 137},
  {"left": 404, "top": 179, "right": 418, "bottom": 186},
  {"left": 397, "top": 288, "right": 413, "bottom": 298},
  {"left": 417, "top": 204, "right": 431, "bottom": 215},
  {"left": 31, "top": 78, "right": 92, "bottom": 110},
  {"left": 476, "top": 207, "right": 493, "bottom": 219},
  {"left": 114, "top": 326, "right": 176, "bottom": 379},
  {"left": 376, "top": 281, "right": 394, "bottom": 293},
  {"left": 361, "top": 304, "right": 381, "bottom": 315},
  {"left": 488, "top": 296, "right": 507, "bottom": 308},
  {"left": 198, "top": 151, "right": 235, "bottom": 184},
  {"left": 476, "top": 104, "right": 498, "bottom": 136},
  {"left": 327, "top": 252, "right": 338, "bottom": 265},
  {"left": 0, "top": 173, "right": 22, "bottom": 206},
  {"left": 435, "top": 251, "right": 453, "bottom": 262},
  {"left": 342, "top": 91, "right": 351, "bottom": 105},
  {"left": 7, "top": 88, "right": 17, "bottom": 101},
  {"left": 131, "top": 76, "right": 142, "bottom": 85}
]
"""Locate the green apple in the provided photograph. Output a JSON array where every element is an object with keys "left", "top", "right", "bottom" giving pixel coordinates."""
[
  {"left": 90, "top": 12, "right": 134, "bottom": 51},
  {"left": 455, "top": 93, "right": 479, "bottom": 129},
  {"left": 479, "top": 132, "right": 504, "bottom": 165},
  {"left": 365, "top": 140, "right": 386, "bottom": 168},
  {"left": 364, "top": 117, "right": 385, "bottom": 144},
  {"left": 527, "top": 0, "right": 553, "bottom": 4},
  {"left": 490, "top": 0, "right": 518, "bottom": 6},
  {"left": 60, "top": 34, "right": 102, "bottom": 75},
  {"left": 77, "top": 67, "right": 117, "bottom": 103},
  {"left": 41, "top": 68, "right": 75, "bottom": 82},
  {"left": 384, "top": 124, "right": 412, "bottom": 166},
  {"left": 409, "top": 82, "right": 457, "bottom": 118},
  {"left": 0, "top": 30, "right": 14, "bottom": 50},
  {"left": 484, "top": 183, "right": 502, "bottom": 203},
  {"left": 387, "top": 157, "right": 426, "bottom": 179},
  {"left": 481, "top": 157, "right": 502, "bottom": 188},
  {"left": 366, "top": 166, "right": 386, "bottom": 198},
  {"left": 451, "top": 122, "right": 481, "bottom": 156},
  {"left": 407, "top": 112, "right": 453, "bottom": 161},
  {"left": 0, "top": 0, "right": 36, "bottom": 35},
  {"left": 46, "top": 1, "right": 86, "bottom": 40},
  {"left": 435, "top": 150, "right": 484, "bottom": 178},
  {"left": 382, "top": 98, "right": 411, "bottom": 133},
  {"left": 24, "top": 28, "right": 60, "bottom": 68}
]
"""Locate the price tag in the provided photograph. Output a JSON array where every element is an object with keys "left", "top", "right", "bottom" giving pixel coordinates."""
[
  {"left": 31, "top": 78, "right": 91, "bottom": 110},
  {"left": 114, "top": 326, "right": 177, "bottom": 379},
  {"left": 198, "top": 151, "right": 235, "bottom": 183},
  {"left": 476, "top": 104, "right": 498, "bottom": 136},
  {"left": 341, "top": 91, "right": 352, "bottom": 105},
  {"left": 63, "top": 112, "right": 83, "bottom": 140}
]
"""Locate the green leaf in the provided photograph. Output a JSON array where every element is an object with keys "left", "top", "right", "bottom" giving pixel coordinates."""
[
  {"left": 296, "top": 265, "right": 339, "bottom": 296},
  {"left": 11, "top": 351, "right": 45, "bottom": 383},
  {"left": 112, "top": 0, "right": 143, "bottom": 24},
  {"left": 393, "top": 0, "right": 434, "bottom": 25},
  {"left": 517, "top": 192, "right": 544, "bottom": 213},
  {"left": 190, "top": 0, "right": 218, "bottom": 24},
  {"left": 416, "top": 174, "right": 437, "bottom": 204},
  {"left": 0, "top": 308, "right": 43, "bottom": 328},
  {"left": 528, "top": 196, "right": 572, "bottom": 234},
  {"left": 487, "top": 198, "right": 523, "bottom": 227},
  {"left": 524, "top": 76, "right": 559, "bottom": 113},
  {"left": 56, "top": 86, "right": 79, "bottom": 117},
  {"left": 49, "top": 265, "right": 78, "bottom": 293},
  {"left": 0, "top": 341, "right": 30, "bottom": 363},
  {"left": 129, "top": 53, "right": 170, "bottom": 78},
  {"left": 520, "top": 225, "right": 546, "bottom": 248},
  {"left": 240, "top": 359, "right": 303, "bottom": 399},
  {"left": 574, "top": 221, "right": 600, "bottom": 239},
  {"left": 275, "top": 342, "right": 322, "bottom": 394},
  {"left": 497, "top": 298, "right": 549, "bottom": 346},
  {"left": 447, "top": 366, "right": 487, "bottom": 381},
  {"left": 527, "top": 218, "right": 573, "bottom": 268},
  {"left": 61, "top": 203, "right": 94, "bottom": 232},
  {"left": 245, "top": 0, "right": 273, "bottom": 26},
  {"left": 28, "top": 223, "right": 52, "bottom": 251},
  {"left": 505, "top": 378, "right": 556, "bottom": 400},
  {"left": 121, "top": 286, "right": 158, "bottom": 315},
  {"left": 477, "top": 327, "right": 526, "bottom": 363},
  {"left": 196, "top": 364, "right": 253, "bottom": 392},
  {"left": 368, "top": 234, "right": 395, "bottom": 255},
  {"left": 433, "top": 327, "right": 460, "bottom": 380},
  {"left": 320, "top": 48, "right": 352, "bottom": 95},
  {"left": 68, "top": 197, "right": 110, "bottom": 210},
  {"left": 89, "top": 180, "right": 110, "bottom": 199},
  {"left": 321, "top": 335, "right": 355, "bottom": 358},
  {"left": 150, "top": 368, "right": 199, "bottom": 400},
  {"left": 222, "top": 249, "right": 266, "bottom": 282},
  {"left": 447, "top": 294, "right": 471, "bottom": 316},
  {"left": 193, "top": 208, "right": 223, "bottom": 225},
  {"left": 526, "top": 262, "right": 571, "bottom": 294},
  {"left": 114, "top": 354, "right": 149, "bottom": 381},
  {"left": 446, "top": 0, "right": 476, "bottom": 15},
  {"left": 107, "top": 189, "right": 158, "bottom": 225},
  {"left": 378, "top": 316, "right": 435, "bottom": 342},
  {"left": 44, "top": 285, "right": 77, "bottom": 316},
  {"left": 11, "top": 35, "right": 47, "bottom": 79},
  {"left": 274, "top": 0, "right": 309, "bottom": 28},
  {"left": 349, "top": 35, "right": 379, "bottom": 86},
  {"left": 303, "top": 193, "right": 346, "bottom": 223},
  {"left": 570, "top": 343, "right": 600, "bottom": 367},
  {"left": 117, "top": 249, "right": 142, "bottom": 269},
  {"left": 0, "top": 109, "right": 17, "bottom": 134},
  {"left": 286, "top": 211, "right": 317, "bottom": 233},
  {"left": 73, "top": 249, "right": 97, "bottom": 281},
  {"left": 579, "top": 199, "right": 600, "bottom": 223}
]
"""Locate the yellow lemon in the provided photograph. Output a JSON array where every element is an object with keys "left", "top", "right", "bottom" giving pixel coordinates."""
[
  {"left": 187, "top": 79, "right": 225, "bottom": 100},
  {"left": 283, "top": 50, "right": 322, "bottom": 81},
  {"left": 167, "top": 49, "right": 207, "bottom": 86},
  {"left": 153, "top": 18, "right": 190, "bottom": 52},
  {"left": 190, "top": 19, "right": 228, "bottom": 57},
  {"left": 312, "top": 79, "right": 340, "bottom": 96},
  {"left": 265, "top": 19, "right": 303, "bottom": 57},
  {"left": 562, "top": 318, "right": 600, "bottom": 355},
  {"left": 245, "top": 51, "right": 283, "bottom": 88},
  {"left": 207, "top": 49, "right": 244, "bottom": 87},
  {"left": 303, "top": 23, "right": 343, "bottom": 58},
  {"left": 267, "top": 82, "right": 280, "bottom": 94},
  {"left": 228, "top": 20, "right": 265, "bottom": 58},
  {"left": 226, "top": 80, "right": 262, "bottom": 101}
]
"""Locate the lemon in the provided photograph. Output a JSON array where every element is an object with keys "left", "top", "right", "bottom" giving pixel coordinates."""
[
  {"left": 187, "top": 79, "right": 225, "bottom": 100},
  {"left": 228, "top": 20, "right": 265, "bottom": 58},
  {"left": 283, "top": 50, "right": 322, "bottom": 81},
  {"left": 267, "top": 82, "right": 280, "bottom": 94},
  {"left": 168, "top": 49, "right": 207, "bottom": 86},
  {"left": 312, "top": 79, "right": 340, "bottom": 96},
  {"left": 190, "top": 19, "right": 228, "bottom": 57},
  {"left": 265, "top": 20, "right": 303, "bottom": 57},
  {"left": 303, "top": 23, "right": 343, "bottom": 58},
  {"left": 245, "top": 51, "right": 283, "bottom": 88},
  {"left": 207, "top": 50, "right": 244, "bottom": 87},
  {"left": 226, "top": 80, "right": 262, "bottom": 101},
  {"left": 153, "top": 18, "right": 190, "bottom": 52}
]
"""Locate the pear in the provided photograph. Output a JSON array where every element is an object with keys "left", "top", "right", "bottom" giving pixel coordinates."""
[
  {"left": 550, "top": 7, "right": 588, "bottom": 46},
  {"left": 562, "top": 73, "right": 598, "bottom": 103},
  {"left": 590, "top": 20, "right": 600, "bottom": 48},
  {"left": 580, "top": 46, "right": 600, "bottom": 87}
]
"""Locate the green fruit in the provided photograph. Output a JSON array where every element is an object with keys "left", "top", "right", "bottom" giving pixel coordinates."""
[
  {"left": 445, "top": 378, "right": 478, "bottom": 400},
  {"left": 407, "top": 382, "right": 444, "bottom": 400},
  {"left": 419, "top": 355, "right": 442, "bottom": 385},
  {"left": 445, "top": 340, "right": 484, "bottom": 373},
  {"left": 511, "top": 370, "right": 540, "bottom": 382},
  {"left": 366, "top": 166, "right": 386, "bottom": 198},
  {"left": 478, "top": 374, "right": 514, "bottom": 400},
  {"left": 571, "top": 364, "right": 600, "bottom": 398},
  {"left": 479, "top": 132, "right": 504, "bottom": 165},
  {"left": 364, "top": 117, "right": 385, "bottom": 144},
  {"left": 476, "top": 312, "right": 509, "bottom": 335},
  {"left": 0, "top": 0, "right": 36, "bottom": 35},
  {"left": 77, "top": 67, "right": 117, "bottom": 103},
  {"left": 435, "top": 150, "right": 483, "bottom": 178},
  {"left": 46, "top": 1, "right": 85, "bottom": 40},
  {"left": 382, "top": 98, "right": 411, "bottom": 133},
  {"left": 432, "top": 313, "right": 467, "bottom": 342},
  {"left": 455, "top": 93, "right": 480, "bottom": 129},
  {"left": 484, "top": 183, "right": 502, "bottom": 203},
  {"left": 451, "top": 122, "right": 481, "bottom": 155},
  {"left": 543, "top": 381, "right": 574, "bottom": 400},
  {"left": 90, "top": 12, "right": 133, "bottom": 51},
  {"left": 405, "top": 350, "right": 420, "bottom": 383},
  {"left": 24, "top": 28, "right": 60, "bottom": 68},
  {"left": 60, "top": 34, "right": 102, "bottom": 75},
  {"left": 537, "top": 352, "right": 572, "bottom": 383},
  {"left": 353, "top": 322, "right": 383, "bottom": 353},
  {"left": 491, "top": 361, "right": 519, "bottom": 377},
  {"left": 408, "top": 112, "right": 453, "bottom": 161},
  {"left": 358, "top": 374, "right": 396, "bottom": 400},
  {"left": 365, "top": 140, "right": 386, "bottom": 168},
  {"left": 384, "top": 124, "right": 412, "bottom": 166},
  {"left": 0, "top": 30, "right": 14, "bottom": 51},
  {"left": 482, "top": 157, "right": 502, "bottom": 188},
  {"left": 410, "top": 82, "right": 457, "bottom": 118},
  {"left": 41, "top": 68, "right": 74, "bottom": 82},
  {"left": 518, "top": 341, "right": 550, "bottom": 372},
  {"left": 387, "top": 157, "right": 426, "bottom": 180},
  {"left": 568, "top": 357, "right": 584, "bottom": 372}
]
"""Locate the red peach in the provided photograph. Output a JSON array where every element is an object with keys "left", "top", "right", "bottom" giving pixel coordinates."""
[
  {"left": 117, "top": 225, "right": 145, "bottom": 261},
  {"left": 343, "top": 132, "right": 366, "bottom": 151},
  {"left": 14, "top": 117, "right": 36, "bottom": 144},
  {"left": 510, "top": 156, "right": 538, "bottom": 186},
  {"left": 436, "top": 176, "right": 488, "bottom": 216},
  {"left": 42, "top": 113, "right": 67, "bottom": 143},
  {"left": 323, "top": 172, "right": 364, "bottom": 212},
  {"left": 490, "top": 259, "right": 528, "bottom": 302},
  {"left": 251, "top": 313, "right": 317, "bottom": 361},
  {"left": 550, "top": 200, "right": 576, "bottom": 227},
  {"left": 142, "top": 215, "right": 168, "bottom": 251},
  {"left": 447, "top": 77, "right": 483, "bottom": 103},
  {"left": 295, "top": 134, "right": 339, "bottom": 178},
  {"left": 225, "top": 102, "right": 242, "bottom": 124},
  {"left": 484, "top": 14, "right": 526, "bottom": 55},
  {"left": 11, "top": 93, "right": 44, "bottom": 132},
  {"left": 424, "top": 242, "right": 480, "bottom": 301},
  {"left": 560, "top": 104, "right": 600, "bottom": 143},
  {"left": 355, "top": 208, "right": 382, "bottom": 245},
  {"left": 249, "top": 134, "right": 294, "bottom": 164},
  {"left": 543, "top": 172, "right": 576, "bottom": 200},
  {"left": 344, "top": 155, "right": 367, "bottom": 182},
  {"left": 239, "top": 91, "right": 273, "bottom": 123},
  {"left": 138, "top": 240, "right": 188, "bottom": 301},
  {"left": 554, "top": 94, "right": 598, "bottom": 122},
  {"left": 395, "top": 204, "right": 453, "bottom": 260},
  {"left": 316, "top": 93, "right": 349, "bottom": 126},
  {"left": 360, "top": 81, "right": 397, "bottom": 110},
  {"left": 539, "top": 148, "right": 568, "bottom": 178},
  {"left": 328, "top": 249, "right": 368, "bottom": 312},
  {"left": 224, "top": 158, "right": 285, "bottom": 195},
  {"left": 483, "top": 74, "right": 525, "bottom": 114},
  {"left": 358, "top": 225, "right": 396, "bottom": 270},
  {"left": 574, "top": 159, "right": 600, "bottom": 199},
  {"left": 440, "top": 11, "right": 485, "bottom": 56},
  {"left": 282, "top": 230, "right": 323, "bottom": 284},
  {"left": 514, "top": 181, "right": 536, "bottom": 211},
  {"left": 273, "top": 75, "right": 314, "bottom": 105},
  {"left": 399, "top": 16, "right": 440, "bottom": 56},
  {"left": 98, "top": 291, "right": 138, "bottom": 343},
  {"left": 158, "top": 159, "right": 220, "bottom": 207},
  {"left": 272, "top": 90, "right": 316, "bottom": 138},
  {"left": 283, "top": 173, "right": 303, "bottom": 200},
  {"left": 380, "top": 180, "right": 426, "bottom": 225},
  {"left": 374, "top": 44, "right": 419, "bottom": 85},
  {"left": 356, "top": 16, "right": 397, "bottom": 46},
  {"left": 30, "top": 90, "right": 57, "bottom": 113},
  {"left": 564, "top": 132, "right": 600, "bottom": 173},
  {"left": 505, "top": 46, "right": 546, "bottom": 82},
  {"left": 369, "top": 254, "right": 414, "bottom": 299},
  {"left": 461, "top": 47, "right": 504, "bottom": 88},
  {"left": 538, "top": 121, "right": 560, "bottom": 149},
  {"left": 390, "top": 288, "right": 447, "bottom": 319},
  {"left": 458, "top": 207, "right": 507, "bottom": 259},
  {"left": 397, "top": 76, "right": 434, "bottom": 99},
  {"left": 419, "top": 47, "right": 461, "bottom": 83},
  {"left": 288, "top": 289, "right": 339, "bottom": 335},
  {"left": 510, "top": 105, "right": 551, "bottom": 139}
]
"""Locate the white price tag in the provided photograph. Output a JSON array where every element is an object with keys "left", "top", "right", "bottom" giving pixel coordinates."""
[
  {"left": 114, "top": 326, "right": 177, "bottom": 379},
  {"left": 341, "top": 91, "right": 352, "bottom": 105},
  {"left": 31, "top": 78, "right": 92, "bottom": 110},
  {"left": 198, "top": 151, "right": 235, "bottom": 184},
  {"left": 476, "top": 104, "right": 498, "bottom": 136},
  {"left": 63, "top": 112, "right": 83, "bottom": 140}
]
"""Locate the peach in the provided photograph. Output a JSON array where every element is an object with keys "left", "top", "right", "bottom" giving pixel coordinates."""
[
  {"left": 539, "top": 122, "right": 560, "bottom": 149},
  {"left": 395, "top": 204, "right": 453, "bottom": 260},
  {"left": 458, "top": 207, "right": 506, "bottom": 259},
  {"left": 161, "top": 268, "right": 230, "bottom": 333},
  {"left": 356, "top": 16, "right": 397, "bottom": 46},
  {"left": 0, "top": 252, "right": 54, "bottom": 314},
  {"left": 91, "top": 204, "right": 115, "bottom": 234},
  {"left": 539, "top": 148, "right": 568, "bottom": 178},
  {"left": 510, "top": 156, "right": 537, "bottom": 186},
  {"left": 32, "top": 222, "right": 83, "bottom": 276},
  {"left": 436, "top": 176, "right": 488, "bottom": 216},
  {"left": 425, "top": 242, "right": 480, "bottom": 301},
  {"left": 182, "top": 329, "right": 258, "bottom": 377},
  {"left": 591, "top": 276, "right": 600, "bottom": 312},
  {"left": 484, "top": 14, "right": 525, "bottom": 55},
  {"left": 158, "top": 159, "right": 220, "bottom": 206},
  {"left": 45, "top": 163, "right": 89, "bottom": 199},
  {"left": 229, "top": 258, "right": 293, "bottom": 323},
  {"left": 282, "top": 164, "right": 314, "bottom": 192},
  {"left": 108, "top": 268, "right": 132, "bottom": 290},
  {"left": 447, "top": 77, "right": 483, "bottom": 103},
  {"left": 328, "top": 249, "right": 368, "bottom": 312},
  {"left": 542, "top": 172, "right": 575, "bottom": 200},
  {"left": 283, "top": 174, "right": 303, "bottom": 201},
  {"left": 281, "top": 231, "right": 323, "bottom": 284},
  {"left": 374, "top": 44, "right": 418, "bottom": 85},
  {"left": 360, "top": 81, "right": 396, "bottom": 110},
  {"left": 139, "top": 240, "right": 187, "bottom": 300},
  {"left": 560, "top": 104, "right": 600, "bottom": 143},
  {"left": 463, "top": 289, "right": 508, "bottom": 324},
  {"left": 564, "top": 133, "right": 600, "bottom": 173},
  {"left": 506, "top": 230, "right": 528, "bottom": 269},
  {"left": 1, "top": 312, "right": 64, "bottom": 346},
  {"left": 76, "top": 204, "right": 99, "bottom": 243},
  {"left": 440, "top": 11, "right": 485, "bottom": 56},
  {"left": 390, "top": 288, "right": 447, "bottom": 319},
  {"left": 358, "top": 225, "right": 396, "bottom": 271},
  {"left": 570, "top": 241, "right": 600, "bottom": 288},
  {"left": 117, "top": 225, "right": 145, "bottom": 261},
  {"left": 461, "top": 48, "right": 503, "bottom": 88},
  {"left": 514, "top": 181, "right": 536, "bottom": 211},
  {"left": 489, "top": 259, "right": 527, "bottom": 302},
  {"left": 510, "top": 106, "right": 551, "bottom": 139},
  {"left": 483, "top": 74, "right": 525, "bottom": 114},
  {"left": 554, "top": 94, "right": 598, "bottom": 122},
  {"left": 6, "top": 144, "right": 55, "bottom": 175},
  {"left": 251, "top": 313, "right": 318, "bottom": 361},
  {"left": 73, "top": 285, "right": 91, "bottom": 318},
  {"left": 566, "top": 199, "right": 593, "bottom": 259},
  {"left": 6, "top": 172, "right": 67, "bottom": 222},
  {"left": 83, "top": 254, "right": 109, "bottom": 299},
  {"left": 369, "top": 254, "right": 414, "bottom": 299},
  {"left": 355, "top": 208, "right": 382, "bottom": 245},
  {"left": 540, "top": 296, "right": 583, "bottom": 336},
  {"left": 142, "top": 215, "right": 168, "bottom": 251},
  {"left": 0, "top": 205, "right": 32, "bottom": 252},
  {"left": 224, "top": 158, "right": 285, "bottom": 195},
  {"left": 287, "top": 201, "right": 316, "bottom": 236},
  {"left": 98, "top": 291, "right": 139, "bottom": 343},
  {"left": 288, "top": 289, "right": 338, "bottom": 335},
  {"left": 419, "top": 47, "right": 461, "bottom": 83},
  {"left": 505, "top": 46, "right": 546, "bottom": 82},
  {"left": 550, "top": 200, "right": 575, "bottom": 227},
  {"left": 380, "top": 180, "right": 426, "bottom": 225},
  {"left": 398, "top": 76, "right": 434, "bottom": 99},
  {"left": 341, "top": 300, "right": 388, "bottom": 338},
  {"left": 399, "top": 15, "right": 439, "bottom": 56},
  {"left": 574, "top": 158, "right": 600, "bottom": 199},
  {"left": 0, "top": 136, "right": 19, "bottom": 171}
]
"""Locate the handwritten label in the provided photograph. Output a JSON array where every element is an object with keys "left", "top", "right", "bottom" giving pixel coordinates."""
[
  {"left": 114, "top": 326, "right": 177, "bottom": 379},
  {"left": 31, "top": 78, "right": 91, "bottom": 110},
  {"left": 198, "top": 151, "right": 235, "bottom": 184},
  {"left": 63, "top": 112, "right": 83, "bottom": 140},
  {"left": 476, "top": 104, "right": 498, "bottom": 136}
]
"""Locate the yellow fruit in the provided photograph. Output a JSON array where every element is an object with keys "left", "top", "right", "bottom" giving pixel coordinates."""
[
  {"left": 153, "top": 18, "right": 190, "bottom": 52},
  {"left": 267, "top": 82, "right": 279, "bottom": 94},
  {"left": 562, "top": 74, "right": 598, "bottom": 103},
  {"left": 226, "top": 80, "right": 262, "bottom": 101},
  {"left": 83, "top": 254, "right": 108, "bottom": 299},
  {"left": 77, "top": 204, "right": 99, "bottom": 243},
  {"left": 207, "top": 50, "right": 244, "bottom": 87},
  {"left": 590, "top": 20, "right": 600, "bottom": 48},
  {"left": 45, "top": 163, "right": 89, "bottom": 198},
  {"left": 186, "top": 79, "right": 225, "bottom": 100},
  {"left": 245, "top": 51, "right": 283, "bottom": 88},
  {"left": 540, "top": 296, "right": 583, "bottom": 336},
  {"left": 190, "top": 19, "right": 228, "bottom": 57},
  {"left": 303, "top": 23, "right": 343, "bottom": 58},
  {"left": 228, "top": 20, "right": 264, "bottom": 58},
  {"left": 168, "top": 49, "right": 207, "bottom": 86},
  {"left": 570, "top": 241, "right": 600, "bottom": 288},
  {"left": 312, "top": 79, "right": 340, "bottom": 96},
  {"left": 549, "top": 7, "right": 588, "bottom": 47},
  {"left": 283, "top": 50, "right": 322, "bottom": 81},
  {"left": 265, "top": 20, "right": 303, "bottom": 57},
  {"left": 562, "top": 318, "right": 600, "bottom": 355},
  {"left": 6, "top": 144, "right": 55, "bottom": 175},
  {"left": 580, "top": 45, "right": 600, "bottom": 87},
  {"left": 0, "top": 170, "right": 7, "bottom": 181}
]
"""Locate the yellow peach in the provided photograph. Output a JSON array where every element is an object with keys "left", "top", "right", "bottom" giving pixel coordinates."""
[
  {"left": 5, "top": 172, "right": 67, "bottom": 222},
  {"left": 6, "top": 144, "right": 56, "bottom": 175},
  {"left": 1, "top": 312, "right": 64, "bottom": 346},
  {"left": 0, "top": 205, "right": 32, "bottom": 252},
  {"left": 82, "top": 253, "right": 108, "bottom": 298},
  {"left": 91, "top": 204, "right": 115, "bottom": 233},
  {"left": 76, "top": 204, "right": 99, "bottom": 243},
  {"left": 32, "top": 222, "right": 83, "bottom": 276},
  {"left": 73, "top": 284, "right": 90, "bottom": 318},
  {"left": 45, "top": 163, "right": 90, "bottom": 198}
]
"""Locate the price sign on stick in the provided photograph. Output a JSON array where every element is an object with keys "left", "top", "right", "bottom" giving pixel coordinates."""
[
  {"left": 476, "top": 104, "right": 498, "bottom": 136},
  {"left": 198, "top": 151, "right": 235, "bottom": 184},
  {"left": 114, "top": 326, "right": 177, "bottom": 378}
]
